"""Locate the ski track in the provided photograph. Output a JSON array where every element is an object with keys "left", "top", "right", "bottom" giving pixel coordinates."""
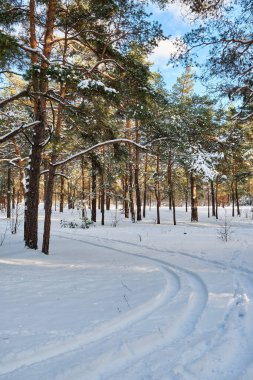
[
  {"left": 1, "top": 230, "right": 253, "bottom": 379},
  {"left": 54, "top": 232, "right": 253, "bottom": 380}
]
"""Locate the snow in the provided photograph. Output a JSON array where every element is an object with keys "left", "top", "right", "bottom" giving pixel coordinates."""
[
  {"left": 1, "top": 206, "right": 253, "bottom": 379},
  {"left": 78, "top": 79, "right": 118, "bottom": 94}
]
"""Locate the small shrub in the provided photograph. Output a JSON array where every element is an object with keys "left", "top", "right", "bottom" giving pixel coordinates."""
[
  {"left": 217, "top": 210, "right": 233, "bottom": 242},
  {"left": 60, "top": 218, "right": 93, "bottom": 229}
]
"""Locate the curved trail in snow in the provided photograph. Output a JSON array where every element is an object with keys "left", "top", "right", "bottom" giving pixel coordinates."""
[
  {"left": 53, "top": 232, "right": 253, "bottom": 380},
  {"left": 1, "top": 231, "right": 253, "bottom": 380},
  {"left": 13, "top": 233, "right": 208, "bottom": 380},
  {"left": 0, "top": 263, "right": 179, "bottom": 376}
]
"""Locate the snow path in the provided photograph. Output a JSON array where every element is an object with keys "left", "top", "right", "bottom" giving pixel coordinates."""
[
  {"left": 49, "top": 234, "right": 208, "bottom": 380},
  {"left": 1, "top": 206, "right": 253, "bottom": 380},
  {"left": 0, "top": 262, "right": 179, "bottom": 376},
  {"left": 53, "top": 232, "right": 253, "bottom": 380}
]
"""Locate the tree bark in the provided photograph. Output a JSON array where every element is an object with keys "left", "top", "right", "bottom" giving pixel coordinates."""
[
  {"left": 135, "top": 120, "right": 141, "bottom": 221},
  {"left": 101, "top": 175, "right": 105, "bottom": 225},
  {"left": 235, "top": 177, "right": 240, "bottom": 216},
  {"left": 143, "top": 153, "right": 148, "bottom": 218},
  {"left": 7, "top": 166, "right": 11, "bottom": 218},
  {"left": 126, "top": 118, "right": 135, "bottom": 222},
  {"left": 91, "top": 158, "right": 97, "bottom": 223},
  {"left": 124, "top": 171, "right": 129, "bottom": 218},
  {"left": 81, "top": 157, "right": 85, "bottom": 218},
  {"left": 25, "top": 0, "right": 57, "bottom": 249},
  {"left": 215, "top": 178, "right": 219, "bottom": 219},
  {"left": 190, "top": 171, "right": 198, "bottom": 222},
  {"left": 106, "top": 192, "right": 110, "bottom": 211},
  {"left": 167, "top": 154, "right": 172, "bottom": 210},
  {"left": 155, "top": 154, "right": 161, "bottom": 224},
  {"left": 59, "top": 166, "right": 64, "bottom": 212},
  {"left": 210, "top": 180, "right": 216, "bottom": 216}
]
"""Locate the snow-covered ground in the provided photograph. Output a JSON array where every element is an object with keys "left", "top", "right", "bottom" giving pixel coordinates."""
[{"left": 1, "top": 205, "right": 253, "bottom": 380}]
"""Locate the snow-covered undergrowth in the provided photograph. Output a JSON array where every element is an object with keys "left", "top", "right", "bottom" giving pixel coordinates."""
[{"left": 1, "top": 206, "right": 253, "bottom": 380}]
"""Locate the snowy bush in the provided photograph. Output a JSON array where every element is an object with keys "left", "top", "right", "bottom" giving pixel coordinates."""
[
  {"left": 217, "top": 210, "right": 233, "bottom": 242},
  {"left": 111, "top": 211, "right": 121, "bottom": 227},
  {"left": 60, "top": 218, "right": 93, "bottom": 229}
]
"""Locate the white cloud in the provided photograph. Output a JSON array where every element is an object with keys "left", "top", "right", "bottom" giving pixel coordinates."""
[
  {"left": 149, "top": 38, "right": 186, "bottom": 64},
  {"left": 147, "top": 1, "right": 192, "bottom": 23}
]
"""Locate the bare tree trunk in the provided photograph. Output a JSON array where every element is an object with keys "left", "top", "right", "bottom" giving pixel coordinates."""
[
  {"left": 81, "top": 157, "right": 85, "bottom": 218},
  {"left": 135, "top": 120, "right": 141, "bottom": 221},
  {"left": 190, "top": 171, "right": 198, "bottom": 222},
  {"left": 232, "top": 188, "right": 235, "bottom": 216},
  {"left": 91, "top": 158, "right": 97, "bottom": 223},
  {"left": 207, "top": 186, "right": 210, "bottom": 218},
  {"left": 12, "top": 186, "right": 15, "bottom": 210},
  {"left": 167, "top": 154, "right": 172, "bottom": 210},
  {"left": 124, "top": 172, "right": 129, "bottom": 218},
  {"left": 172, "top": 195, "right": 176, "bottom": 225},
  {"left": 25, "top": 0, "right": 57, "bottom": 250},
  {"left": 143, "top": 153, "right": 148, "bottom": 218},
  {"left": 7, "top": 165, "right": 11, "bottom": 218},
  {"left": 68, "top": 182, "right": 72, "bottom": 209},
  {"left": 106, "top": 193, "right": 110, "bottom": 211},
  {"left": 101, "top": 175, "right": 105, "bottom": 226},
  {"left": 126, "top": 118, "right": 135, "bottom": 223},
  {"left": 129, "top": 154, "right": 135, "bottom": 223},
  {"left": 235, "top": 177, "right": 240, "bottom": 216},
  {"left": 211, "top": 180, "right": 216, "bottom": 216},
  {"left": 42, "top": 167, "right": 55, "bottom": 253},
  {"left": 60, "top": 166, "right": 64, "bottom": 212},
  {"left": 185, "top": 174, "right": 189, "bottom": 213},
  {"left": 155, "top": 154, "right": 161, "bottom": 224},
  {"left": 215, "top": 178, "right": 219, "bottom": 220}
]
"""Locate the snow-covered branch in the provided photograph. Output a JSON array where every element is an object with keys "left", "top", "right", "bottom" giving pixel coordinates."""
[
  {"left": 0, "top": 121, "right": 40, "bottom": 144},
  {"left": 53, "top": 139, "right": 147, "bottom": 168},
  {"left": 0, "top": 89, "right": 29, "bottom": 108},
  {"left": 17, "top": 44, "right": 50, "bottom": 65}
]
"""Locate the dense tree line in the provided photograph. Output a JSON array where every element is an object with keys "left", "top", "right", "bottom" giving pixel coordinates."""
[{"left": 0, "top": 0, "right": 252, "bottom": 254}]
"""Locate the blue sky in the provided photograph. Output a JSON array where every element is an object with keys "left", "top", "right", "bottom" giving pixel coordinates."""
[{"left": 146, "top": 3, "right": 208, "bottom": 95}]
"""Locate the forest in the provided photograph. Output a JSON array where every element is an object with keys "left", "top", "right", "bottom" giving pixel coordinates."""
[{"left": 0, "top": 0, "right": 252, "bottom": 254}]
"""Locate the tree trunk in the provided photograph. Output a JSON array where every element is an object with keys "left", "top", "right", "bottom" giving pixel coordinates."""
[
  {"left": 91, "top": 158, "right": 97, "bottom": 223},
  {"left": 235, "top": 177, "right": 240, "bottom": 216},
  {"left": 43, "top": 165, "right": 49, "bottom": 207},
  {"left": 211, "top": 180, "right": 216, "bottom": 216},
  {"left": 59, "top": 166, "right": 64, "bottom": 212},
  {"left": 101, "top": 175, "right": 105, "bottom": 226},
  {"left": 7, "top": 166, "right": 11, "bottom": 218},
  {"left": 143, "top": 153, "right": 148, "bottom": 218},
  {"left": 190, "top": 171, "right": 198, "bottom": 222},
  {"left": 24, "top": 135, "right": 44, "bottom": 248},
  {"left": 135, "top": 120, "right": 141, "bottom": 221},
  {"left": 12, "top": 186, "right": 15, "bottom": 210},
  {"left": 172, "top": 194, "right": 176, "bottom": 225},
  {"left": 168, "top": 159, "right": 176, "bottom": 225},
  {"left": 126, "top": 118, "right": 135, "bottom": 222},
  {"left": 231, "top": 181, "right": 235, "bottom": 217},
  {"left": 155, "top": 154, "right": 161, "bottom": 224},
  {"left": 42, "top": 166, "right": 55, "bottom": 254},
  {"left": 124, "top": 172, "right": 129, "bottom": 218},
  {"left": 25, "top": 0, "right": 57, "bottom": 250},
  {"left": 81, "top": 157, "right": 85, "bottom": 218},
  {"left": 207, "top": 186, "right": 210, "bottom": 218},
  {"left": 106, "top": 193, "right": 110, "bottom": 211},
  {"left": 215, "top": 178, "right": 219, "bottom": 219},
  {"left": 167, "top": 154, "right": 172, "bottom": 210}
]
